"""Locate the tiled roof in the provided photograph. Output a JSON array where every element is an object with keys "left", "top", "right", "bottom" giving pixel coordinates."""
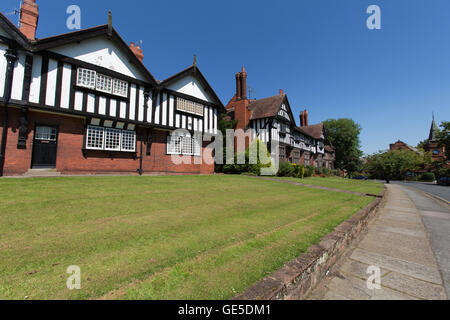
[
  {"left": 298, "top": 123, "right": 324, "bottom": 140},
  {"left": 248, "top": 94, "right": 286, "bottom": 120}
]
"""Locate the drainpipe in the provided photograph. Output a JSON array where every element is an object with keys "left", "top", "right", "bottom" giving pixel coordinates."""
[
  {"left": 138, "top": 132, "right": 144, "bottom": 176},
  {"left": 0, "top": 48, "right": 18, "bottom": 177}
]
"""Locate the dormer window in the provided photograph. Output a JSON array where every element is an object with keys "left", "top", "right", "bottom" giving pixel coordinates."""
[{"left": 76, "top": 68, "right": 129, "bottom": 98}]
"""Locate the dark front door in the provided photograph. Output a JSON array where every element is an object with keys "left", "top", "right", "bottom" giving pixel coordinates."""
[{"left": 32, "top": 126, "right": 58, "bottom": 168}]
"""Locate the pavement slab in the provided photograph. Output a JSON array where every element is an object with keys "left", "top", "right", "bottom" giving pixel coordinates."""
[{"left": 307, "top": 184, "right": 448, "bottom": 300}]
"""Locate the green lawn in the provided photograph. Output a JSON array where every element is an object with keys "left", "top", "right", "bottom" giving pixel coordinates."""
[
  {"left": 272, "top": 176, "right": 384, "bottom": 195},
  {"left": 0, "top": 175, "right": 373, "bottom": 300}
]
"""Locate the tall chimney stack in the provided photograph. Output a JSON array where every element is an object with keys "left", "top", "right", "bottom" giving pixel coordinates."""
[
  {"left": 129, "top": 42, "right": 144, "bottom": 63},
  {"left": 300, "top": 111, "right": 304, "bottom": 127},
  {"left": 305, "top": 110, "right": 309, "bottom": 126},
  {"left": 20, "top": 0, "right": 39, "bottom": 40},
  {"left": 235, "top": 72, "right": 242, "bottom": 100},
  {"left": 240, "top": 66, "right": 247, "bottom": 100}
]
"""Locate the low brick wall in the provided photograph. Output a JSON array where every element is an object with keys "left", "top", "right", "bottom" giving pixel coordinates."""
[{"left": 234, "top": 188, "right": 387, "bottom": 300}]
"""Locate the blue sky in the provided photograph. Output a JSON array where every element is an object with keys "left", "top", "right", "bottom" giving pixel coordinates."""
[{"left": 1, "top": 0, "right": 449, "bottom": 154}]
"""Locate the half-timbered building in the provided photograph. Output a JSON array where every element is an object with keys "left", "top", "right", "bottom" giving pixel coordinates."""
[
  {"left": 0, "top": 0, "right": 223, "bottom": 176},
  {"left": 226, "top": 67, "right": 335, "bottom": 168}
]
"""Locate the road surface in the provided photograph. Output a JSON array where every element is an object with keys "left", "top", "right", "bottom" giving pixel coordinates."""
[{"left": 393, "top": 181, "right": 449, "bottom": 202}]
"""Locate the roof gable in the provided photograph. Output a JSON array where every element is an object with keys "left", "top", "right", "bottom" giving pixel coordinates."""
[
  {"left": 0, "top": 12, "right": 30, "bottom": 48},
  {"left": 249, "top": 94, "right": 297, "bottom": 123},
  {"left": 48, "top": 35, "right": 148, "bottom": 81},
  {"left": 277, "top": 96, "right": 296, "bottom": 124},
  {"left": 32, "top": 26, "right": 157, "bottom": 86},
  {"left": 161, "top": 65, "right": 224, "bottom": 108}
]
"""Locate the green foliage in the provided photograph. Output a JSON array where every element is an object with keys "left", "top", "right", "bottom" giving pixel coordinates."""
[
  {"left": 323, "top": 119, "right": 363, "bottom": 172},
  {"left": 292, "top": 164, "right": 305, "bottom": 179},
  {"left": 304, "top": 166, "right": 315, "bottom": 178},
  {"left": 417, "top": 139, "right": 429, "bottom": 151},
  {"left": 215, "top": 113, "right": 238, "bottom": 173},
  {"left": 438, "top": 121, "right": 449, "bottom": 159},
  {"left": 420, "top": 172, "right": 436, "bottom": 182},
  {"left": 364, "top": 149, "right": 424, "bottom": 182},
  {"left": 223, "top": 139, "right": 272, "bottom": 176},
  {"left": 437, "top": 167, "right": 450, "bottom": 178},
  {"left": 277, "top": 161, "right": 295, "bottom": 177}
]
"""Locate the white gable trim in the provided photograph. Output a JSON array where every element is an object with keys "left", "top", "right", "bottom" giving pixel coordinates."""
[{"left": 166, "top": 74, "right": 215, "bottom": 103}]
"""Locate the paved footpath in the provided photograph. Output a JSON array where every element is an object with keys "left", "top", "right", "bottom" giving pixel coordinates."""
[{"left": 307, "top": 184, "right": 448, "bottom": 300}]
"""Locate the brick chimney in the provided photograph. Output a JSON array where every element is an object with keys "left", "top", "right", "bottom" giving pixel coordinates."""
[
  {"left": 241, "top": 66, "right": 247, "bottom": 100},
  {"left": 20, "top": 0, "right": 39, "bottom": 40},
  {"left": 279, "top": 89, "right": 284, "bottom": 95},
  {"left": 235, "top": 72, "right": 242, "bottom": 100},
  {"left": 300, "top": 111, "right": 305, "bottom": 127},
  {"left": 304, "top": 109, "right": 309, "bottom": 126},
  {"left": 129, "top": 42, "right": 144, "bottom": 63}
]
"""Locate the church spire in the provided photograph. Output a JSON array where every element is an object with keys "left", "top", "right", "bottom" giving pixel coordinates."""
[{"left": 429, "top": 113, "right": 440, "bottom": 142}]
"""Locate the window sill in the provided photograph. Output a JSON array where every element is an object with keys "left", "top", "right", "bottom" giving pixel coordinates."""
[{"left": 82, "top": 148, "right": 137, "bottom": 160}]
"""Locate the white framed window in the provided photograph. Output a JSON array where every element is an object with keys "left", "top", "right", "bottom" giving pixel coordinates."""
[
  {"left": 104, "top": 128, "right": 121, "bottom": 151},
  {"left": 86, "top": 126, "right": 136, "bottom": 152},
  {"left": 167, "top": 134, "right": 201, "bottom": 156},
  {"left": 177, "top": 97, "right": 204, "bottom": 116},
  {"left": 77, "top": 68, "right": 97, "bottom": 89},
  {"left": 167, "top": 135, "right": 182, "bottom": 155},
  {"left": 86, "top": 125, "right": 105, "bottom": 150},
  {"left": 193, "top": 136, "right": 201, "bottom": 156},
  {"left": 121, "top": 130, "right": 136, "bottom": 152},
  {"left": 113, "top": 79, "right": 128, "bottom": 98},
  {"left": 96, "top": 74, "right": 113, "bottom": 94},
  {"left": 182, "top": 136, "right": 193, "bottom": 155}
]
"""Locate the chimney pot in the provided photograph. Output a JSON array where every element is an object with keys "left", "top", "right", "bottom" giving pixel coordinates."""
[
  {"left": 20, "top": 0, "right": 39, "bottom": 40},
  {"left": 279, "top": 89, "right": 284, "bottom": 95}
]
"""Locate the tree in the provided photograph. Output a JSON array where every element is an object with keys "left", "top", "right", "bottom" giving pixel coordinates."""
[
  {"left": 438, "top": 121, "right": 449, "bottom": 159},
  {"left": 323, "top": 119, "right": 363, "bottom": 174},
  {"left": 364, "top": 150, "right": 424, "bottom": 183},
  {"left": 417, "top": 139, "right": 429, "bottom": 152},
  {"left": 215, "top": 113, "right": 237, "bottom": 173}
]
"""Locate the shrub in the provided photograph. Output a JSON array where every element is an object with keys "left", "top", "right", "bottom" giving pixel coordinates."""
[
  {"left": 314, "top": 167, "right": 325, "bottom": 176},
  {"left": 304, "top": 166, "right": 315, "bottom": 178},
  {"left": 322, "top": 167, "right": 332, "bottom": 177},
  {"left": 420, "top": 172, "right": 436, "bottom": 182},
  {"left": 223, "top": 139, "right": 272, "bottom": 176},
  {"left": 291, "top": 164, "right": 305, "bottom": 179},
  {"left": 277, "top": 161, "right": 295, "bottom": 177}
]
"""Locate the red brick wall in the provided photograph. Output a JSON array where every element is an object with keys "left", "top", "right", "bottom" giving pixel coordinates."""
[{"left": 2, "top": 108, "right": 214, "bottom": 176}]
